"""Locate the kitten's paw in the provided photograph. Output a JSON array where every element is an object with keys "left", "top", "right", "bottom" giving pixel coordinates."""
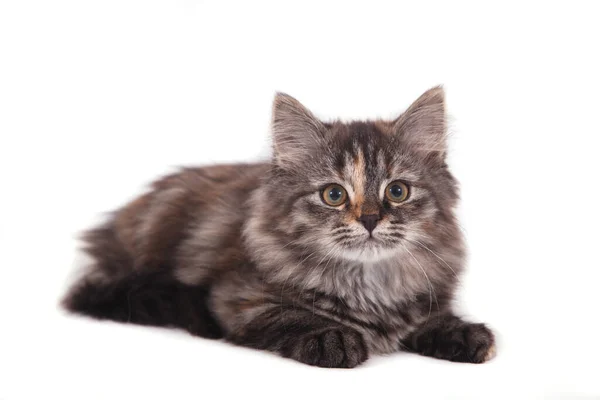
[
  {"left": 483, "top": 342, "right": 497, "bottom": 362},
  {"left": 415, "top": 320, "right": 496, "bottom": 364},
  {"left": 289, "top": 328, "right": 368, "bottom": 368}
]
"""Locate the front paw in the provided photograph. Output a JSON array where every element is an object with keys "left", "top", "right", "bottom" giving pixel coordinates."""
[
  {"left": 285, "top": 328, "right": 368, "bottom": 368},
  {"left": 413, "top": 319, "right": 496, "bottom": 364}
]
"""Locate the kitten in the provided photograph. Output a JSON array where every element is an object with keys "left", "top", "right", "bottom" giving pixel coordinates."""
[{"left": 63, "top": 87, "right": 495, "bottom": 368}]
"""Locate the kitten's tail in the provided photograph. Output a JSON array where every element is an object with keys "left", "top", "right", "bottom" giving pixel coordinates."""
[
  {"left": 62, "top": 224, "right": 223, "bottom": 339},
  {"left": 63, "top": 272, "right": 223, "bottom": 338}
]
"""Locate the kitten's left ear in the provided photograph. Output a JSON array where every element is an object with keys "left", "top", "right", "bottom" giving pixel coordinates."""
[
  {"left": 271, "top": 92, "right": 327, "bottom": 169},
  {"left": 393, "top": 86, "right": 447, "bottom": 162}
]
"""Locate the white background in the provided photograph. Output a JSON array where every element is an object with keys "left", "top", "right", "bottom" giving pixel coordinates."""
[{"left": 1, "top": 1, "right": 599, "bottom": 399}]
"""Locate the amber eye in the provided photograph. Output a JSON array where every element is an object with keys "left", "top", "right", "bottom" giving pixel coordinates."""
[
  {"left": 322, "top": 184, "right": 347, "bottom": 207},
  {"left": 385, "top": 181, "right": 409, "bottom": 203}
]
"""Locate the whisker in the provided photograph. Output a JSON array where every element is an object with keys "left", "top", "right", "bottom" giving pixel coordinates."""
[
  {"left": 336, "top": 234, "right": 356, "bottom": 241},
  {"left": 280, "top": 247, "right": 319, "bottom": 313},
  {"left": 332, "top": 226, "right": 352, "bottom": 233},
  {"left": 406, "top": 239, "right": 459, "bottom": 280},
  {"left": 401, "top": 243, "right": 438, "bottom": 320},
  {"left": 297, "top": 245, "right": 338, "bottom": 314}
]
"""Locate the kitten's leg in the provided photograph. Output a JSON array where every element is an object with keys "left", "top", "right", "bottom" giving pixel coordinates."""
[
  {"left": 403, "top": 314, "right": 496, "bottom": 363},
  {"left": 228, "top": 306, "right": 368, "bottom": 368}
]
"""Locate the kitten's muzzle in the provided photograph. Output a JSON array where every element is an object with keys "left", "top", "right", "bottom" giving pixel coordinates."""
[{"left": 359, "top": 214, "right": 381, "bottom": 235}]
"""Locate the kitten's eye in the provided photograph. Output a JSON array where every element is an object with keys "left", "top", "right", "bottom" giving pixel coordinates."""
[
  {"left": 322, "top": 184, "right": 347, "bottom": 207},
  {"left": 385, "top": 181, "right": 409, "bottom": 203}
]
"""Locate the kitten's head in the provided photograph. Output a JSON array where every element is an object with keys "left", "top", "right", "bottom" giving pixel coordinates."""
[{"left": 254, "top": 87, "right": 460, "bottom": 265}]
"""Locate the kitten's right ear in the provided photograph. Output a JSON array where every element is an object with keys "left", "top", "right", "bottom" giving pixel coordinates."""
[{"left": 271, "top": 93, "right": 327, "bottom": 168}]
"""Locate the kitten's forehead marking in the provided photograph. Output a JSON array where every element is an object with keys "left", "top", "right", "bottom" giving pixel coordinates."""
[
  {"left": 343, "top": 147, "right": 381, "bottom": 218},
  {"left": 340, "top": 148, "right": 365, "bottom": 217},
  {"left": 350, "top": 149, "right": 366, "bottom": 209}
]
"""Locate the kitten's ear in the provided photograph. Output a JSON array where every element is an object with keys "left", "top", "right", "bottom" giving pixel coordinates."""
[
  {"left": 271, "top": 92, "right": 327, "bottom": 168},
  {"left": 393, "top": 86, "right": 447, "bottom": 162}
]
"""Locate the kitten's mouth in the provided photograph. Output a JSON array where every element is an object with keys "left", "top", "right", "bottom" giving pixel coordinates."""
[
  {"left": 364, "top": 232, "right": 388, "bottom": 243},
  {"left": 353, "top": 236, "right": 392, "bottom": 250},
  {"left": 357, "top": 232, "right": 404, "bottom": 249}
]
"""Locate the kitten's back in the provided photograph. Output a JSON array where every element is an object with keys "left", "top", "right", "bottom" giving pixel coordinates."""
[{"left": 62, "top": 163, "right": 268, "bottom": 336}]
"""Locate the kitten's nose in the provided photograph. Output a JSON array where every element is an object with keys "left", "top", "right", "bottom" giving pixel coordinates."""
[{"left": 359, "top": 214, "right": 380, "bottom": 235}]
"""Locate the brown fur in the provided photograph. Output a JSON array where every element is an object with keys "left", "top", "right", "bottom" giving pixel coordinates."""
[{"left": 63, "top": 87, "right": 495, "bottom": 368}]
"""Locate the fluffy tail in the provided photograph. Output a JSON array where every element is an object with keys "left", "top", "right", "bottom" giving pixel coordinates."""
[
  {"left": 63, "top": 272, "right": 223, "bottom": 339},
  {"left": 62, "top": 223, "right": 223, "bottom": 339}
]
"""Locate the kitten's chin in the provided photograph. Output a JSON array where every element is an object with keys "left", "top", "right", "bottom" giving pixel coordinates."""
[{"left": 336, "top": 242, "right": 402, "bottom": 263}]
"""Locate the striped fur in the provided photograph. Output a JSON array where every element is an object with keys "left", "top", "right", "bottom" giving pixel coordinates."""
[{"left": 63, "top": 87, "right": 495, "bottom": 367}]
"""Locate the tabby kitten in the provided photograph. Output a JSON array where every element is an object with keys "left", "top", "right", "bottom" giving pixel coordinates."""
[{"left": 63, "top": 87, "right": 495, "bottom": 368}]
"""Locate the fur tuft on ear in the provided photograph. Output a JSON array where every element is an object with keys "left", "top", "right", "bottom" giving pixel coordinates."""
[
  {"left": 393, "top": 86, "right": 447, "bottom": 161},
  {"left": 271, "top": 93, "right": 326, "bottom": 168}
]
